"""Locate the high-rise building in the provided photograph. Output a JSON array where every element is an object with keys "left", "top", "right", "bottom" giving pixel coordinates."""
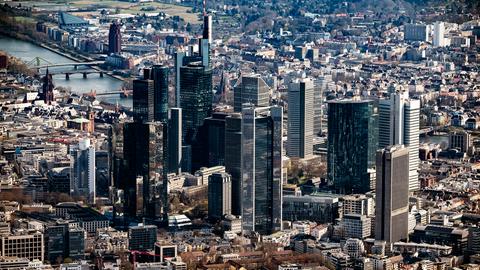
[
  {"left": 122, "top": 122, "right": 167, "bottom": 219},
  {"left": 133, "top": 79, "right": 154, "bottom": 123},
  {"left": 108, "top": 22, "right": 122, "bottom": 54},
  {"left": 241, "top": 106, "right": 283, "bottom": 235},
  {"left": 151, "top": 65, "right": 169, "bottom": 123},
  {"left": 203, "top": 112, "right": 227, "bottom": 166},
  {"left": 233, "top": 74, "right": 270, "bottom": 113},
  {"left": 327, "top": 99, "right": 378, "bottom": 194},
  {"left": 433, "top": 21, "right": 445, "bottom": 47},
  {"left": 70, "top": 138, "right": 96, "bottom": 204},
  {"left": 224, "top": 113, "right": 242, "bottom": 216},
  {"left": 375, "top": 145, "right": 409, "bottom": 243},
  {"left": 202, "top": 14, "right": 212, "bottom": 44},
  {"left": 404, "top": 24, "right": 428, "bottom": 42},
  {"left": 378, "top": 90, "right": 420, "bottom": 191},
  {"left": 288, "top": 78, "right": 314, "bottom": 158},
  {"left": 341, "top": 214, "right": 372, "bottom": 239},
  {"left": 313, "top": 75, "right": 330, "bottom": 135},
  {"left": 168, "top": 108, "right": 182, "bottom": 174},
  {"left": 342, "top": 194, "right": 375, "bottom": 216},
  {"left": 179, "top": 63, "right": 213, "bottom": 144},
  {"left": 95, "top": 150, "right": 110, "bottom": 198},
  {"left": 128, "top": 225, "right": 157, "bottom": 251},
  {"left": 208, "top": 172, "right": 232, "bottom": 220}
]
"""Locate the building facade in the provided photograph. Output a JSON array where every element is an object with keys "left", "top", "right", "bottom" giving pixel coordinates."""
[
  {"left": 288, "top": 78, "right": 314, "bottom": 158},
  {"left": 208, "top": 172, "right": 232, "bottom": 220},
  {"left": 327, "top": 99, "right": 378, "bottom": 194},
  {"left": 234, "top": 75, "right": 270, "bottom": 113},
  {"left": 241, "top": 106, "right": 283, "bottom": 235},
  {"left": 70, "top": 138, "right": 95, "bottom": 204}
]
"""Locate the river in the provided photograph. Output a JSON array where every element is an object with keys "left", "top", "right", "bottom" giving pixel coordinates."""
[{"left": 0, "top": 36, "right": 131, "bottom": 107}]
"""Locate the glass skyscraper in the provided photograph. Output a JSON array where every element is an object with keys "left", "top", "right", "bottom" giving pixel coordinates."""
[
  {"left": 179, "top": 63, "right": 213, "bottom": 144},
  {"left": 133, "top": 79, "right": 154, "bottom": 123},
  {"left": 225, "top": 113, "right": 242, "bottom": 216},
  {"left": 327, "top": 99, "right": 378, "bottom": 194},
  {"left": 151, "top": 65, "right": 169, "bottom": 123},
  {"left": 241, "top": 106, "right": 283, "bottom": 235},
  {"left": 70, "top": 138, "right": 95, "bottom": 204}
]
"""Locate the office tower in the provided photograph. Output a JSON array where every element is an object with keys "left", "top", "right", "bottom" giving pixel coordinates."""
[
  {"left": 70, "top": 138, "right": 96, "bottom": 204},
  {"left": 375, "top": 145, "right": 409, "bottom": 243},
  {"left": 379, "top": 90, "right": 420, "bottom": 191},
  {"left": 174, "top": 51, "right": 185, "bottom": 108},
  {"left": 225, "top": 113, "right": 242, "bottom": 215},
  {"left": 108, "top": 22, "right": 121, "bottom": 54},
  {"left": 133, "top": 79, "right": 154, "bottom": 123},
  {"left": 449, "top": 131, "right": 471, "bottom": 153},
  {"left": 241, "top": 106, "right": 283, "bottom": 235},
  {"left": 327, "top": 99, "right": 378, "bottom": 194},
  {"left": 95, "top": 150, "right": 110, "bottom": 198},
  {"left": 314, "top": 75, "right": 330, "bottom": 135},
  {"left": 203, "top": 112, "right": 227, "bottom": 166},
  {"left": 208, "top": 172, "right": 232, "bottom": 220},
  {"left": 202, "top": 14, "right": 212, "bottom": 44},
  {"left": 0, "top": 231, "right": 44, "bottom": 261},
  {"left": 151, "top": 65, "right": 169, "bottom": 123},
  {"left": 40, "top": 68, "right": 54, "bottom": 104},
  {"left": 128, "top": 225, "right": 157, "bottom": 251},
  {"left": 233, "top": 74, "right": 270, "bottom": 113},
  {"left": 433, "top": 21, "right": 445, "bottom": 47},
  {"left": 179, "top": 63, "right": 213, "bottom": 144},
  {"left": 404, "top": 24, "right": 428, "bottom": 42},
  {"left": 168, "top": 108, "right": 182, "bottom": 174},
  {"left": 288, "top": 78, "right": 314, "bottom": 158},
  {"left": 181, "top": 145, "right": 192, "bottom": 173},
  {"left": 154, "top": 242, "right": 178, "bottom": 262},
  {"left": 122, "top": 122, "right": 167, "bottom": 219}
]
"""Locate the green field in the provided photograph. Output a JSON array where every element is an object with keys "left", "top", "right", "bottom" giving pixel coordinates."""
[{"left": 6, "top": 0, "right": 201, "bottom": 24}]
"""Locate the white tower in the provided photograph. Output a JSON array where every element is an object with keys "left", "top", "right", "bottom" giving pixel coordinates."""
[{"left": 433, "top": 21, "right": 445, "bottom": 47}]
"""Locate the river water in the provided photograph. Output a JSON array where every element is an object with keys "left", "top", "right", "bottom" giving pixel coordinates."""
[{"left": 0, "top": 36, "right": 131, "bottom": 107}]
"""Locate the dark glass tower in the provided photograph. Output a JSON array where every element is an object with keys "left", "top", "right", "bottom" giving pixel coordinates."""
[
  {"left": 241, "top": 106, "right": 283, "bottom": 235},
  {"left": 133, "top": 79, "right": 154, "bottom": 123},
  {"left": 151, "top": 65, "right": 169, "bottom": 122},
  {"left": 122, "top": 122, "right": 167, "bottom": 220},
  {"left": 327, "top": 99, "right": 378, "bottom": 194},
  {"left": 225, "top": 113, "right": 242, "bottom": 215},
  {"left": 204, "top": 112, "right": 227, "bottom": 166},
  {"left": 179, "top": 63, "right": 213, "bottom": 144},
  {"left": 108, "top": 22, "right": 121, "bottom": 54}
]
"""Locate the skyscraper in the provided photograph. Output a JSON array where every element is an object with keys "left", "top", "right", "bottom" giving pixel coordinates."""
[
  {"left": 151, "top": 65, "right": 169, "bottom": 123},
  {"left": 225, "top": 113, "right": 242, "bottom": 216},
  {"left": 433, "top": 21, "right": 445, "bottom": 47},
  {"left": 288, "top": 78, "right": 314, "bottom": 158},
  {"left": 168, "top": 108, "right": 182, "bottom": 174},
  {"left": 379, "top": 90, "right": 420, "bottom": 191},
  {"left": 375, "top": 145, "right": 409, "bottom": 243},
  {"left": 241, "top": 106, "right": 283, "bottom": 235},
  {"left": 203, "top": 112, "right": 227, "bottom": 166},
  {"left": 70, "top": 138, "right": 95, "bottom": 204},
  {"left": 327, "top": 99, "right": 378, "bottom": 194},
  {"left": 179, "top": 62, "right": 212, "bottom": 144},
  {"left": 234, "top": 74, "right": 270, "bottom": 113},
  {"left": 313, "top": 75, "right": 331, "bottom": 135},
  {"left": 133, "top": 79, "right": 154, "bottom": 123},
  {"left": 122, "top": 122, "right": 167, "bottom": 219},
  {"left": 108, "top": 22, "right": 121, "bottom": 54},
  {"left": 208, "top": 172, "right": 232, "bottom": 220}
]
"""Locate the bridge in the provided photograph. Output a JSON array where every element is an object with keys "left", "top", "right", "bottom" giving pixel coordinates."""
[
  {"left": 39, "top": 68, "right": 104, "bottom": 79},
  {"left": 34, "top": 61, "right": 104, "bottom": 69},
  {"left": 81, "top": 89, "right": 132, "bottom": 98}
]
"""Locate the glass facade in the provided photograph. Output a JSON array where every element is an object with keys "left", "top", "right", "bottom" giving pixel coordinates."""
[
  {"left": 225, "top": 114, "right": 242, "bottom": 216},
  {"left": 327, "top": 99, "right": 378, "bottom": 194},
  {"left": 123, "top": 122, "right": 167, "bottom": 220},
  {"left": 179, "top": 63, "right": 213, "bottom": 144},
  {"left": 133, "top": 79, "right": 154, "bottom": 123},
  {"left": 241, "top": 106, "right": 283, "bottom": 235},
  {"left": 151, "top": 65, "right": 169, "bottom": 123}
]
